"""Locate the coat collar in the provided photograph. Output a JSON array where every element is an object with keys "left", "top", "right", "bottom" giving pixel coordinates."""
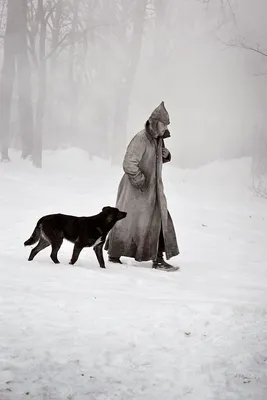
[{"left": 145, "top": 129, "right": 164, "bottom": 150}]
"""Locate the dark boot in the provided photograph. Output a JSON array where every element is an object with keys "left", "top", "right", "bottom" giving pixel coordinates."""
[
  {"left": 108, "top": 256, "right": 122, "bottom": 264},
  {"left": 152, "top": 252, "right": 179, "bottom": 271}
]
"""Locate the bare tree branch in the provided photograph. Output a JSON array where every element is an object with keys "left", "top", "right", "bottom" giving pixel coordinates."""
[
  {"left": 253, "top": 71, "right": 267, "bottom": 76},
  {"left": 239, "top": 43, "right": 267, "bottom": 58},
  {"left": 214, "top": 34, "right": 267, "bottom": 59},
  {"left": 44, "top": 2, "right": 57, "bottom": 23},
  {"left": 225, "top": 0, "right": 236, "bottom": 26},
  {"left": 251, "top": 182, "right": 267, "bottom": 200},
  {"left": 44, "top": 22, "right": 116, "bottom": 61},
  {"left": 44, "top": 29, "right": 70, "bottom": 60}
]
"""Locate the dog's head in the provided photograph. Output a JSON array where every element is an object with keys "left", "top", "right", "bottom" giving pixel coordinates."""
[{"left": 102, "top": 206, "right": 127, "bottom": 224}]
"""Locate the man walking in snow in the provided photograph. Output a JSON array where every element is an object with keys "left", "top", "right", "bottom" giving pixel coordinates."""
[{"left": 105, "top": 101, "right": 179, "bottom": 271}]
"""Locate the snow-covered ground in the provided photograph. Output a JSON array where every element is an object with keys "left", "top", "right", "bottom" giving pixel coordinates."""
[{"left": 0, "top": 149, "right": 267, "bottom": 400}]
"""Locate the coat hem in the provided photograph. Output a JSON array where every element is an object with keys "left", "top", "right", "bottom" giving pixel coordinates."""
[{"left": 107, "top": 250, "right": 179, "bottom": 262}]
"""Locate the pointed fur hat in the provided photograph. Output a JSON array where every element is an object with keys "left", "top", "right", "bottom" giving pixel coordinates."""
[{"left": 149, "top": 101, "right": 170, "bottom": 125}]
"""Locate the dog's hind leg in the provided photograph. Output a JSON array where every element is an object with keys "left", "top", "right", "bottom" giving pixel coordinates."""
[
  {"left": 69, "top": 243, "right": 83, "bottom": 265},
  {"left": 93, "top": 242, "right": 105, "bottom": 268},
  {"left": 50, "top": 238, "right": 63, "bottom": 264},
  {"left": 28, "top": 238, "right": 50, "bottom": 261}
]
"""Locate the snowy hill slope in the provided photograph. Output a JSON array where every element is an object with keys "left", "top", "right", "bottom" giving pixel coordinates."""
[{"left": 0, "top": 149, "right": 266, "bottom": 399}]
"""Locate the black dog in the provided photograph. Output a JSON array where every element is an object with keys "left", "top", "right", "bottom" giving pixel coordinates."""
[{"left": 24, "top": 207, "right": 127, "bottom": 268}]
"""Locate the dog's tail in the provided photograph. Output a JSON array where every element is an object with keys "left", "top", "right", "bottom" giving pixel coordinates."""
[{"left": 24, "top": 220, "right": 42, "bottom": 246}]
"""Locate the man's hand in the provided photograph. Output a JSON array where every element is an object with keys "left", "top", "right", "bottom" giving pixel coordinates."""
[{"left": 162, "top": 148, "right": 170, "bottom": 159}]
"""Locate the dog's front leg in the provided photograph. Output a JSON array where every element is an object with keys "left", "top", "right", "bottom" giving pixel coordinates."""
[
  {"left": 70, "top": 243, "right": 83, "bottom": 265},
  {"left": 93, "top": 242, "right": 105, "bottom": 268}
]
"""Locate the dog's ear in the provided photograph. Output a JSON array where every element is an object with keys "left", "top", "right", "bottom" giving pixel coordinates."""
[{"left": 102, "top": 206, "right": 110, "bottom": 212}]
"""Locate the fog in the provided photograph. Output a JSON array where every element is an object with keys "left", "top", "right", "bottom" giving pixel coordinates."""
[
  {"left": 1, "top": 3, "right": 267, "bottom": 394},
  {"left": 0, "top": 0, "right": 266, "bottom": 168}
]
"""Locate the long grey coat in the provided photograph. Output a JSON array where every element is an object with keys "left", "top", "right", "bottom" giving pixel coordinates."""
[{"left": 105, "top": 129, "right": 179, "bottom": 261}]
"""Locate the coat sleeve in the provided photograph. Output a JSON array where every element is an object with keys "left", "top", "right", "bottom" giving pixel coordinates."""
[
  {"left": 123, "top": 135, "right": 146, "bottom": 189},
  {"left": 163, "top": 151, "right": 171, "bottom": 163},
  {"left": 162, "top": 139, "right": 171, "bottom": 163}
]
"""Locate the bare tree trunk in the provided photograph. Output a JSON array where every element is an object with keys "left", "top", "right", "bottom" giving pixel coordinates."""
[
  {"left": 68, "top": 0, "right": 79, "bottom": 137},
  {"left": 90, "top": 0, "right": 113, "bottom": 160},
  {"left": 48, "top": 0, "right": 62, "bottom": 147},
  {"left": 33, "top": 0, "right": 46, "bottom": 168},
  {"left": 0, "top": 0, "right": 34, "bottom": 161},
  {"left": 0, "top": 0, "right": 17, "bottom": 161},
  {"left": 153, "top": 0, "right": 168, "bottom": 60},
  {"left": 112, "top": 0, "right": 147, "bottom": 165},
  {"left": 17, "top": 0, "right": 34, "bottom": 159},
  {"left": 50, "top": 0, "right": 62, "bottom": 71}
]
